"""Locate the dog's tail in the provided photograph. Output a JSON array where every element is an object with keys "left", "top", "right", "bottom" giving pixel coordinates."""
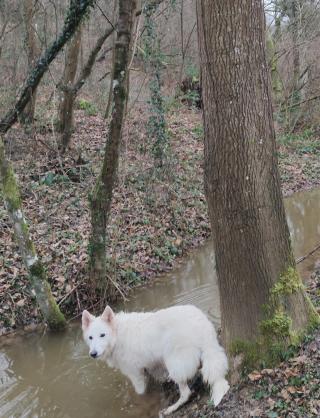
[{"left": 201, "top": 331, "right": 230, "bottom": 406}]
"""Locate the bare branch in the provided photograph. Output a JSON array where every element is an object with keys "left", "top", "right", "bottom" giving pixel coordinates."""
[{"left": 0, "top": 0, "right": 94, "bottom": 135}]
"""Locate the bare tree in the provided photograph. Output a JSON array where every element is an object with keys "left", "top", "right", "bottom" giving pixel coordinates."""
[
  {"left": 57, "top": 18, "right": 82, "bottom": 151},
  {"left": 88, "top": 0, "right": 137, "bottom": 295},
  {"left": 21, "top": 0, "right": 40, "bottom": 125},
  {"left": 197, "top": 0, "right": 319, "bottom": 372},
  {"left": 56, "top": 23, "right": 115, "bottom": 152}
]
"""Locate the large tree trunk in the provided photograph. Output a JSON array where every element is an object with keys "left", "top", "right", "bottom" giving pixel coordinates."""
[
  {"left": 0, "top": 137, "right": 66, "bottom": 330},
  {"left": 57, "top": 13, "right": 82, "bottom": 152},
  {"left": 197, "top": 0, "right": 318, "bottom": 371},
  {"left": 88, "top": 0, "right": 136, "bottom": 294},
  {"left": 21, "top": 0, "right": 40, "bottom": 125}
]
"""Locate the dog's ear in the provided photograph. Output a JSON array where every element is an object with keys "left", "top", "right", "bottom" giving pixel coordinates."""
[
  {"left": 101, "top": 306, "right": 114, "bottom": 324},
  {"left": 82, "top": 310, "right": 94, "bottom": 331}
]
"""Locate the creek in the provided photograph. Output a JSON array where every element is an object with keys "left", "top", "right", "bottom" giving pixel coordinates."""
[{"left": 1, "top": 188, "right": 320, "bottom": 418}]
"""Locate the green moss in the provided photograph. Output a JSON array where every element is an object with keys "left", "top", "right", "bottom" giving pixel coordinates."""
[
  {"left": 30, "top": 260, "right": 46, "bottom": 280},
  {"left": 2, "top": 165, "right": 22, "bottom": 211},
  {"left": 30, "top": 263, "right": 66, "bottom": 330},
  {"left": 260, "top": 308, "right": 292, "bottom": 337},
  {"left": 230, "top": 340, "right": 260, "bottom": 371},
  {"left": 230, "top": 266, "right": 320, "bottom": 372},
  {"left": 230, "top": 335, "right": 298, "bottom": 371},
  {"left": 271, "top": 267, "right": 303, "bottom": 296},
  {"left": 47, "top": 294, "right": 67, "bottom": 331}
]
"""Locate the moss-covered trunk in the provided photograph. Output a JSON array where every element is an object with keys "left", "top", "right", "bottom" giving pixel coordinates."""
[
  {"left": 0, "top": 137, "right": 66, "bottom": 330},
  {"left": 197, "top": 0, "right": 319, "bottom": 374},
  {"left": 88, "top": 0, "right": 137, "bottom": 294}
]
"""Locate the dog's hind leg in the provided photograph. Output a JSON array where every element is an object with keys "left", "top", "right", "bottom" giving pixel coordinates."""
[
  {"left": 127, "top": 370, "right": 146, "bottom": 395},
  {"left": 160, "top": 382, "right": 191, "bottom": 416},
  {"left": 160, "top": 347, "right": 199, "bottom": 415}
]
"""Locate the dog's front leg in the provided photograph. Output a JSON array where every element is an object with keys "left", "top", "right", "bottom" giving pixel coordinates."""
[{"left": 127, "top": 370, "right": 146, "bottom": 395}]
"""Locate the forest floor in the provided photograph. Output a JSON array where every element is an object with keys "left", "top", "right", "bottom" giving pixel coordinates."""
[
  {"left": 1, "top": 101, "right": 320, "bottom": 335},
  {"left": 171, "top": 271, "right": 320, "bottom": 418}
]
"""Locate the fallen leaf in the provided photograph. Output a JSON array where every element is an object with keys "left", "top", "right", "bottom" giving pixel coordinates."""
[
  {"left": 280, "top": 388, "right": 290, "bottom": 400},
  {"left": 289, "top": 355, "right": 307, "bottom": 365},
  {"left": 248, "top": 371, "right": 262, "bottom": 381}
]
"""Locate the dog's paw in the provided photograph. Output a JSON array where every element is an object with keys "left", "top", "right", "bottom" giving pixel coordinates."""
[{"left": 212, "top": 379, "right": 230, "bottom": 406}]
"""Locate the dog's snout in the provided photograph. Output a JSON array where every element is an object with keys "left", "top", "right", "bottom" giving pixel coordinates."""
[{"left": 90, "top": 351, "right": 98, "bottom": 358}]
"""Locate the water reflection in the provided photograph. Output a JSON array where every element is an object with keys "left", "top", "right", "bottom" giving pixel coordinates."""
[
  {"left": 0, "top": 188, "right": 319, "bottom": 418},
  {"left": 0, "top": 331, "right": 162, "bottom": 418},
  {"left": 285, "top": 188, "right": 320, "bottom": 278}
]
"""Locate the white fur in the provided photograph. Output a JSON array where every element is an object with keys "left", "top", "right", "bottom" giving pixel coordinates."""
[{"left": 82, "top": 305, "right": 229, "bottom": 415}]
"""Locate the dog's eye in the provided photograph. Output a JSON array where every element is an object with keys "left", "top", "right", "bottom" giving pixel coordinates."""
[
  {"left": 89, "top": 336, "right": 93, "bottom": 340},
  {"left": 100, "top": 333, "right": 105, "bottom": 338}
]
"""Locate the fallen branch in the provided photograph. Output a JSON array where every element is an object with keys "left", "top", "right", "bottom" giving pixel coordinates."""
[{"left": 296, "top": 242, "right": 320, "bottom": 265}]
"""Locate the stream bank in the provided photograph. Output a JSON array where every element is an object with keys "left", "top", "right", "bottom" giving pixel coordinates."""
[{"left": 1, "top": 106, "right": 320, "bottom": 335}]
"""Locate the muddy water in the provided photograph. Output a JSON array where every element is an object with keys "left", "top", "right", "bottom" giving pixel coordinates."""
[{"left": 1, "top": 188, "right": 320, "bottom": 418}]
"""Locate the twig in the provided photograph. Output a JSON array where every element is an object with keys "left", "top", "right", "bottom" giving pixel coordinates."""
[
  {"left": 94, "top": 0, "right": 116, "bottom": 31},
  {"left": 296, "top": 242, "right": 320, "bottom": 264},
  {"left": 58, "top": 282, "right": 82, "bottom": 306},
  {"left": 98, "top": 71, "right": 111, "bottom": 82},
  {"left": 285, "top": 94, "right": 320, "bottom": 111}
]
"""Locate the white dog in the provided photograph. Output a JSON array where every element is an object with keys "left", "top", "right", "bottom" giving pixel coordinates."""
[{"left": 82, "top": 305, "right": 229, "bottom": 416}]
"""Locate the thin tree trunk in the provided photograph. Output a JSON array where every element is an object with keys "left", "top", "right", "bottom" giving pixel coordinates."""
[
  {"left": 104, "top": 33, "right": 117, "bottom": 119},
  {"left": 58, "top": 24, "right": 115, "bottom": 152},
  {"left": 88, "top": 0, "right": 137, "bottom": 293},
  {"left": 291, "top": 0, "right": 301, "bottom": 100},
  {"left": 0, "top": 0, "right": 94, "bottom": 135},
  {"left": 266, "top": 30, "right": 282, "bottom": 104},
  {"left": 197, "top": 0, "right": 318, "bottom": 371},
  {"left": 104, "top": 0, "right": 118, "bottom": 120},
  {"left": 0, "top": 137, "right": 66, "bottom": 330},
  {"left": 289, "top": 0, "right": 301, "bottom": 127},
  {"left": 178, "top": 0, "right": 184, "bottom": 86},
  {"left": 21, "top": 0, "right": 40, "bottom": 125},
  {"left": 125, "top": 10, "right": 141, "bottom": 116},
  {"left": 57, "top": 19, "right": 82, "bottom": 151}
]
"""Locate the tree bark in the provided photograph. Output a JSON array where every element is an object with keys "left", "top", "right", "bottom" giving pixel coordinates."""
[
  {"left": 197, "top": 0, "right": 318, "bottom": 369},
  {"left": 0, "top": 0, "right": 94, "bottom": 135},
  {"left": 104, "top": 0, "right": 118, "bottom": 120},
  {"left": 0, "top": 137, "right": 66, "bottom": 330},
  {"left": 88, "top": 0, "right": 137, "bottom": 294},
  {"left": 21, "top": 0, "right": 40, "bottom": 125},
  {"left": 57, "top": 17, "right": 82, "bottom": 151}
]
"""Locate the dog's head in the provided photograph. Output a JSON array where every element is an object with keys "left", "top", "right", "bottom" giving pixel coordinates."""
[{"left": 82, "top": 306, "right": 117, "bottom": 359}]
